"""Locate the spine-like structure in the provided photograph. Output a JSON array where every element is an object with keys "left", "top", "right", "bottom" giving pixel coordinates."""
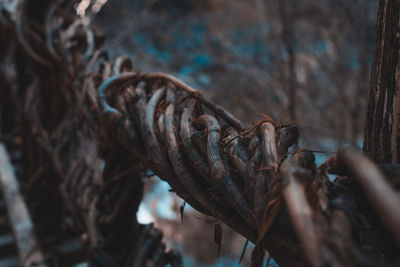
[{"left": 0, "top": 1, "right": 399, "bottom": 266}]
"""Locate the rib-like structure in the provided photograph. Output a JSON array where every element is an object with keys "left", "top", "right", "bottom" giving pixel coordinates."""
[{"left": 0, "top": 1, "right": 399, "bottom": 266}]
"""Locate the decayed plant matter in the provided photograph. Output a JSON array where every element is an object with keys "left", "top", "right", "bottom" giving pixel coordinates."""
[{"left": 0, "top": 1, "right": 399, "bottom": 266}]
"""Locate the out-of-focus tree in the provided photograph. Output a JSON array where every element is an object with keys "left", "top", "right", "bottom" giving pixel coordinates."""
[{"left": 256, "top": 0, "right": 377, "bottom": 144}]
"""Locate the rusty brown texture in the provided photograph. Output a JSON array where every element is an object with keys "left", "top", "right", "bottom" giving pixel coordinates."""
[{"left": 0, "top": 1, "right": 399, "bottom": 267}]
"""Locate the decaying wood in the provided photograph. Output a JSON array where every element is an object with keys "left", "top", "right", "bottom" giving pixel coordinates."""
[
  {"left": 281, "top": 152, "right": 321, "bottom": 267},
  {"left": 338, "top": 148, "right": 400, "bottom": 244},
  {"left": 0, "top": 0, "right": 400, "bottom": 266}
]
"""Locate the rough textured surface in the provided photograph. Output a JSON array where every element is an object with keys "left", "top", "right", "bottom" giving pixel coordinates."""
[
  {"left": 364, "top": 0, "right": 400, "bottom": 163},
  {"left": 0, "top": 1, "right": 400, "bottom": 267}
]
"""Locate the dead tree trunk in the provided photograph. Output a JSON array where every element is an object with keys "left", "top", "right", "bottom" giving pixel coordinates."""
[{"left": 363, "top": 0, "right": 400, "bottom": 163}]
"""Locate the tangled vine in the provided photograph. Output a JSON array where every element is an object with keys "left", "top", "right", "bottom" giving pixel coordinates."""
[{"left": 0, "top": 1, "right": 399, "bottom": 266}]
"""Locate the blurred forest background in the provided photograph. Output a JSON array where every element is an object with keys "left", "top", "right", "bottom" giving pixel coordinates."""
[{"left": 77, "top": 0, "right": 379, "bottom": 266}]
